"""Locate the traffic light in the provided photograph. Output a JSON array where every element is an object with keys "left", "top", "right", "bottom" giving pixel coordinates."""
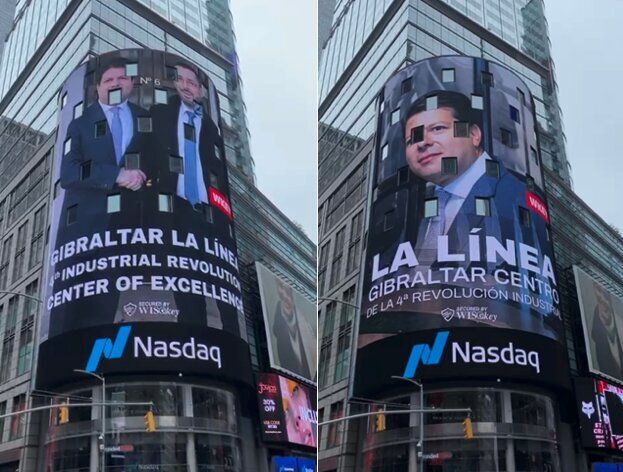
[
  {"left": 58, "top": 402, "right": 69, "bottom": 425},
  {"left": 462, "top": 417, "right": 473, "bottom": 439},
  {"left": 144, "top": 410, "right": 156, "bottom": 432},
  {"left": 375, "top": 411, "right": 386, "bottom": 432}
]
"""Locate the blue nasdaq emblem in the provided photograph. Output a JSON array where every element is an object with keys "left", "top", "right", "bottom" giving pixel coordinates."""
[
  {"left": 403, "top": 331, "right": 449, "bottom": 378},
  {"left": 85, "top": 326, "right": 132, "bottom": 372}
]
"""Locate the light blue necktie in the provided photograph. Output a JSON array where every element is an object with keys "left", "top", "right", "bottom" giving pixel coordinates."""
[
  {"left": 184, "top": 111, "right": 200, "bottom": 205},
  {"left": 110, "top": 106, "right": 123, "bottom": 164}
]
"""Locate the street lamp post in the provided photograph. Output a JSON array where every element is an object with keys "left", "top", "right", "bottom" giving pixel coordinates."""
[
  {"left": 74, "top": 369, "right": 106, "bottom": 472},
  {"left": 392, "top": 375, "right": 424, "bottom": 472}
]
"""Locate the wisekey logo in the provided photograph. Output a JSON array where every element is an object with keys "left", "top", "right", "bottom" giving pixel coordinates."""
[
  {"left": 85, "top": 326, "right": 132, "bottom": 372},
  {"left": 403, "top": 331, "right": 449, "bottom": 378}
]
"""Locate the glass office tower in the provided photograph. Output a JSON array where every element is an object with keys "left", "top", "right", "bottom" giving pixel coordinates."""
[
  {"left": 318, "top": 1, "right": 623, "bottom": 471},
  {"left": 0, "top": 0, "right": 316, "bottom": 470}
]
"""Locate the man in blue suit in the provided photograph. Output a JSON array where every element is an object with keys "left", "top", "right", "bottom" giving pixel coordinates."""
[{"left": 404, "top": 91, "right": 549, "bottom": 268}]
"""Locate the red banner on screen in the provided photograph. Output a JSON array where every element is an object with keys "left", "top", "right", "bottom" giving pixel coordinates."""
[
  {"left": 526, "top": 191, "right": 549, "bottom": 223},
  {"left": 209, "top": 187, "right": 233, "bottom": 220}
]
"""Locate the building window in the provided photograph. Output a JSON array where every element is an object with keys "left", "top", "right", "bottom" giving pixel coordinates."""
[
  {"left": 327, "top": 402, "right": 344, "bottom": 448},
  {"left": 0, "top": 237, "right": 12, "bottom": 289},
  {"left": 184, "top": 123, "right": 196, "bottom": 141},
  {"left": 60, "top": 92, "right": 67, "bottom": 108},
  {"left": 426, "top": 95, "right": 438, "bottom": 111},
  {"left": 383, "top": 209, "right": 395, "bottom": 231},
  {"left": 323, "top": 302, "right": 336, "bottom": 340},
  {"left": 424, "top": 198, "right": 438, "bottom": 217},
  {"left": 486, "top": 160, "right": 500, "bottom": 178},
  {"left": 501, "top": 128, "right": 513, "bottom": 146},
  {"left": 340, "top": 285, "right": 356, "bottom": 327},
  {"left": 401, "top": 78, "right": 412, "bottom": 94},
  {"left": 7, "top": 155, "right": 50, "bottom": 226},
  {"left": 519, "top": 207, "right": 531, "bottom": 227},
  {"left": 169, "top": 155, "right": 183, "bottom": 174},
  {"left": 381, "top": 144, "right": 388, "bottom": 161},
  {"left": 80, "top": 161, "right": 91, "bottom": 180},
  {"left": 63, "top": 138, "right": 71, "bottom": 155},
  {"left": 0, "top": 401, "right": 5, "bottom": 443},
  {"left": 0, "top": 336, "right": 14, "bottom": 383},
  {"left": 12, "top": 223, "right": 27, "bottom": 281},
  {"left": 73, "top": 102, "right": 83, "bottom": 119},
  {"left": 9, "top": 395, "right": 26, "bottom": 441},
  {"left": 16, "top": 317, "right": 33, "bottom": 376},
  {"left": 471, "top": 94, "right": 484, "bottom": 110},
  {"left": 29, "top": 206, "right": 45, "bottom": 269},
  {"left": 125, "top": 63, "right": 138, "bottom": 77},
  {"left": 318, "top": 242, "right": 330, "bottom": 296},
  {"left": 155, "top": 88, "right": 168, "bottom": 104},
  {"left": 94, "top": 120, "right": 107, "bottom": 138},
  {"left": 346, "top": 211, "right": 363, "bottom": 274},
  {"left": 329, "top": 227, "right": 346, "bottom": 288},
  {"left": 166, "top": 66, "right": 177, "bottom": 80},
  {"left": 510, "top": 105, "right": 520, "bottom": 123},
  {"left": 108, "top": 89, "right": 122, "bottom": 105},
  {"left": 517, "top": 88, "right": 525, "bottom": 104},
  {"left": 125, "top": 153, "right": 140, "bottom": 170},
  {"left": 391, "top": 108, "right": 400, "bottom": 125},
  {"left": 530, "top": 147, "right": 539, "bottom": 165},
  {"left": 454, "top": 122, "right": 469, "bottom": 137},
  {"left": 137, "top": 117, "right": 152, "bottom": 132},
  {"left": 159, "top": 194, "right": 173, "bottom": 212},
  {"left": 441, "top": 157, "right": 457, "bottom": 175},
  {"left": 214, "top": 145, "right": 222, "bottom": 159},
  {"left": 107, "top": 195, "right": 121, "bottom": 213},
  {"left": 481, "top": 72, "right": 494, "bottom": 86},
  {"left": 210, "top": 172, "right": 219, "bottom": 190},
  {"left": 475, "top": 198, "right": 490, "bottom": 216},
  {"left": 334, "top": 333, "right": 350, "bottom": 382},
  {"left": 409, "top": 125, "right": 424, "bottom": 145},
  {"left": 442, "top": 68, "right": 455, "bottom": 83},
  {"left": 318, "top": 344, "right": 331, "bottom": 389},
  {"left": 324, "top": 160, "right": 367, "bottom": 231}
]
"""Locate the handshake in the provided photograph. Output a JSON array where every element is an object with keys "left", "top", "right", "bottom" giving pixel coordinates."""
[{"left": 116, "top": 168, "right": 150, "bottom": 191}]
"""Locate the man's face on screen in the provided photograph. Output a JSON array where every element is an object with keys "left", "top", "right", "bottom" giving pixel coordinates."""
[
  {"left": 405, "top": 107, "right": 481, "bottom": 186},
  {"left": 175, "top": 66, "right": 202, "bottom": 107},
  {"left": 97, "top": 67, "right": 133, "bottom": 105}
]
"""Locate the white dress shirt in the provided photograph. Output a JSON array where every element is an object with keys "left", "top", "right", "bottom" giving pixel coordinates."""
[
  {"left": 99, "top": 100, "right": 133, "bottom": 160},
  {"left": 177, "top": 102, "right": 208, "bottom": 203}
]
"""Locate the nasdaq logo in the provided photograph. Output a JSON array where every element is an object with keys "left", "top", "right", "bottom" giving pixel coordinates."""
[
  {"left": 85, "top": 326, "right": 132, "bottom": 372},
  {"left": 403, "top": 331, "right": 449, "bottom": 378}
]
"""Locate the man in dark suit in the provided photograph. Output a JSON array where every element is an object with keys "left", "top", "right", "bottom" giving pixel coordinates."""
[
  {"left": 403, "top": 91, "right": 549, "bottom": 267},
  {"left": 60, "top": 58, "right": 152, "bottom": 233},
  {"left": 151, "top": 63, "right": 234, "bottom": 333},
  {"left": 50, "top": 59, "right": 153, "bottom": 337}
]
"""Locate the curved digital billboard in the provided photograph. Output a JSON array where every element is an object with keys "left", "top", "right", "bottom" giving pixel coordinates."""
[
  {"left": 36, "top": 49, "right": 252, "bottom": 388},
  {"left": 354, "top": 56, "right": 567, "bottom": 396}
]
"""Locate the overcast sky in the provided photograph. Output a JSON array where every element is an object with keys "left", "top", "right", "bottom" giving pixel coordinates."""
[
  {"left": 546, "top": 1, "right": 623, "bottom": 233},
  {"left": 230, "top": 0, "right": 318, "bottom": 243}
]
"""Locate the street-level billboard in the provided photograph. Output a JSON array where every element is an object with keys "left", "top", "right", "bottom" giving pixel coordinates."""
[
  {"left": 354, "top": 56, "right": 566, "bottom": 397},
  {"left": 574, "top": 266, "right": 623, "bottom": 385},
  {"left": 575, "top": 377, "right": 623, "bottom": 452},
  {"left": 257, "top": 373, "right": 317, "bottom": 448},
  {"left": 256, "top": 262, "right": 317, "bottom": 384},
  {"left": 37, "top": 49, "right": 252, "bottom": 388}
]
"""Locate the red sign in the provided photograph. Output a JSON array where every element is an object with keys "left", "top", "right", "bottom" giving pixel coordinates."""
[
  {"left": 525, "top": 191, "right": 549, "bottom": 223},
  {"left": 209, "top": 187, "right": 233, "bottom": 220}
]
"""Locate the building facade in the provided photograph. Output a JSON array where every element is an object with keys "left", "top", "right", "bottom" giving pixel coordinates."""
[
  {"left": 0, "top": 1, "right": 316, "bottom": 471},
  {"left": 318, "top": 1, "right": 623, "bottom": 471}
]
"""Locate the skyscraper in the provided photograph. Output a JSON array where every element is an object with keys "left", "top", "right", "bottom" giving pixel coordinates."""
[
  {"left": 318, "top": 1, "right": 623, "bottom": 471},
  {"left": 0, "top": 1, "right": 315, "bottom": 470}
]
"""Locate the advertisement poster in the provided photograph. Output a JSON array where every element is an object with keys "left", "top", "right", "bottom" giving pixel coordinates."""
[
  {"left": 257, "top": 373, "right": 317, "bottom": 448},
  {"left": 256, "top": 262, "right": 317, "bottom": 384},
  {"left": 354, "top": 55, "right": 564, "bottom": 396},
  {"left": 574, "top": 266, "right": 623, "bottom": 384},
  {"left": 37, "top": 49, "right": 251, "bottom": 387},
  {"left": 575, "top": 377, "right": 623, "bottom": 451}
]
